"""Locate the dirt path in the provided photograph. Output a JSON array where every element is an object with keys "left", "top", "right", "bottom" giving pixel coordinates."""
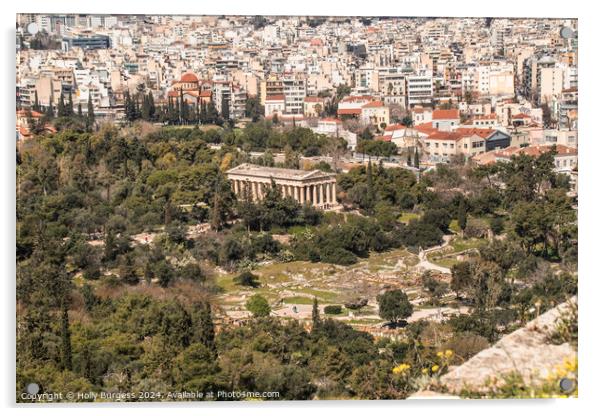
[{"left": 416, "top": 235, "right": 453, "bottom": 274}]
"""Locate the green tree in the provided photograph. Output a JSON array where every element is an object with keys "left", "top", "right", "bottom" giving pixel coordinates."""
[
  {"left": 312, "top": 297, "right": 321, "bottom": 328},
  {"left": 451, "top": 261, "right": 472, "bottom": 298},
  {"left": 194, "top": 302, "right": 216, "bottom": 352},
  {"left": 414, "top": 148, "right": 420, "bottom": 169},
  {"left": 235, "top": 270, "right": 260, "bottom": 288},
  {"left": 377, "top": 289, "right": 413, "bottom": 323},
  {"left": 60, "top": 304, "right": 73, "bottom": 371},
  {"left": 57, "top": 92, "right": 66, "bottom": 117},
  {"left": 86, "top": 95, "right": 95, "bottom": 131},
  {"left": 246, "top": 294, "right": 271, "bottom": 317},
  {"left": 457, "top": 197, "right": 467, "bottom": 233}
]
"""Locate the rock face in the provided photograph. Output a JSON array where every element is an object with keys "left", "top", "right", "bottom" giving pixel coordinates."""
[{"left": 438, "top": 297, "right": 577, "bottom": 394}]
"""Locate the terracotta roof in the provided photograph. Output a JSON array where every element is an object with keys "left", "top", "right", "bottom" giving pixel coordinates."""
[
  {"left": 495, "top": 144, "right": 577, "bottom": 158},
  {"left": 433, "top": 109, "right": 460, "bottom": 120},
  {"left": 512, "top": 113, "right": 531, "bottom": 119},
  {"left": 384, "top": 123, "right": 407, "bottom": 131},
  {"left": 455, "top": 127, "right": 496, "bottom": 139},
  {"left": 414, "top": 122, "right": 438, "bottom": 134},
  {"left": 266, "top": 94, "right": 285, "bottom": 101},
  {"left": 337, "top": 108, "right": 362, "bottom": 115},
  {"left": 181, "top": 73, "right": 199, "bottom": 83},
  {"left": 340, "top": 95, "right": 373, "bottom": 103},
  {"left": 304, "top": 96, "right": 324, "bottom": 103},
  {"left": 362, "top": 100, "right": 385, "bottom": 109},
  {"left": 17, "top": 109, "right": 43, "bottom": 118},
  {"left": 427, "top": 131, "right": 463, "bottom": 141}
]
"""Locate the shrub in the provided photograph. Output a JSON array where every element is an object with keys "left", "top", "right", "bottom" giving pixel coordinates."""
[
  {"left": 235, "top": 270, "right": 260, "bottom": 288},
  {"left": 245, "top": 294, "right": 271, "bottom": 317},
  {"left": 489, "top": 216, "right": 505, "bottom": 235},
  {"left": 344, "top": 298, "right": 368, "bottom": 310},
  {"left": 324, "top": 305, "right": 343, "bottom": 315}
]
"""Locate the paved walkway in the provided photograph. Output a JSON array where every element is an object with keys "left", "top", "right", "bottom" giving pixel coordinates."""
[{"left": 416, "top": 235, "right": 453, "bottom": 274}]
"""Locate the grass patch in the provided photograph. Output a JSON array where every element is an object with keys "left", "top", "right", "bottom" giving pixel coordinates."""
[
  {"left": 398, "top": 211, "right": 421, "bottom": 224},
  {"left": 450, "top": 237, "right": 485, "bottom": 252},
  {"left": 449, "top": 219, "right": 461, "bottom": 233},
  {"left": 296, "top": 288, "right": 339, "bottom": 302},
  {"left": 282, "top": 296, "right": 315, "bottom": 305}
]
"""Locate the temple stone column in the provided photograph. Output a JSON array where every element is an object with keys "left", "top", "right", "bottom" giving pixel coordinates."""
[
  {"left": 233, "top": 179, "right": 239, "bottom": 195},
  {"left": 300, "top": 186, "right": 306, "bottom": 204},
  {"left": 319, "top": 183, "right": 325, "bottom": 206},
  {"left": 256, "top": 182, "right": 263, "bottom": 200},
  {"left": 331, "top": 181, "right": 337, "bottom": 204},
  {"left": 312, "top": 184, "right": 317, "bottom": 206},
  {"left": 324, "top": 183, "right": 331, "bottom": 205}
]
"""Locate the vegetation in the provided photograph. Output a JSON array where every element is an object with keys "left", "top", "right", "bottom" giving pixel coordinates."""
[{"left": 16, "top": 112, "right": 577, "bottom": 401}]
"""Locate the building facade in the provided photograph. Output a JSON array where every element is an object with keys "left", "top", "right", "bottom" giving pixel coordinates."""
[{"left": 226, "top": 163, "right": 339, "bottom": 210}]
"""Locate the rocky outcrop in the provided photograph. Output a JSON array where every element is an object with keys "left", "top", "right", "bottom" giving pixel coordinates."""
[{"left": 438, "top": 297, "right": 577, "bottom": 394}]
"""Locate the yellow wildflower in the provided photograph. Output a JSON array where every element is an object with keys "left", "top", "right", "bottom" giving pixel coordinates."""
[
  {"left": 436, "top": 351, "right": 444, "bottom": 358},
  {"left": 432, "top": 364, "right": 440, "bottom": 372},
  {"left": 445, "top": 349, "right": 454, "bottom": 358},
  {"left": 392, "top": 363, "right": 411, "bottom": 374},
  {"left": 422, "top": 368, "right": 429, "bottom": 375}
]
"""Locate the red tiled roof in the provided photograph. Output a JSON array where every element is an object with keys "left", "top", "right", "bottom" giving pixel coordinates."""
[
  {"left": 455, "top": 127, "right": 496, "bottom": 139},
  {"left": 17, "top": 109, "right": 43, "bottom": 118},
  {"left": 496, "top": 144, "right": 577, "bottom": 158},
  {"left": 362, "top": 100, "right": 385, "bottom": 109},
  {"left": 181, "top": 73, "right": 198, "bottom": 83},
  {"left": 337, "top": 108, "right": 362, "bottom": 115},
  {"left": 414, "top": 122, "right": 438, "bottom": 134},
  {"left": 340, "top": 95, "right": 373, "bottom": 103},
  {"left": 384, "top": 123, "right": 406, "bottom": 131},
  {"left": 433, "top": 109, "right": 460, "bottom": 120},
  {"left": 304, "top": 96, "right": 324, "bottom": 103},
  {"left": 512, "top": 113, "right": 531, "bottom": 119},
  {"left": 266, "top": 94, "right": 285, "bottom": 101},
  {"left": 427, "top": 131, "right": 463, "bottom": 141}
]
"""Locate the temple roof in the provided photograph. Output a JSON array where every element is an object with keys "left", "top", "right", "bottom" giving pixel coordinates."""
[{"left": 226, "top": 163, "right": 335, "bottom": 181}]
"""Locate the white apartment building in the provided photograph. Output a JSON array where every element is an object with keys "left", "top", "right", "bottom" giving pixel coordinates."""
[
  {"left": 282, "top": 75, "right": 306, "bottom": 115},
  {"left": 406, "top": 73, "right": 433, "bottom": 107}
]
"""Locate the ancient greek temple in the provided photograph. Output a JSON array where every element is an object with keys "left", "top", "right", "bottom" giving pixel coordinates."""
[{"left": 226, "top": 163, "right": 339, "bottom": 210}]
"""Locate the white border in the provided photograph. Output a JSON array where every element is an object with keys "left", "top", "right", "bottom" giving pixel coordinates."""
[{"left": 3, "top": 1, "right": 601, "bottom": 415}]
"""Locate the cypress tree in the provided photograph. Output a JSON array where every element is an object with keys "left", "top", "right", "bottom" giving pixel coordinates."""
[
  {"left": 141, "top": 94, "right": 150, "bottom": 120},
  {"left": 57, "top": 92, "right": 66, "bottom": 117},
  {"left": 67, "top": 91, "right": 74, "bottom": 116},
  {"left": 86, "top": 95, "right": 95, "bottom": 131},
  {"left": 198, "top": 302, "right": 216, "bottom": 353},
  {"left": 458, "top": 197, "right": 467, "bottom": 233},
  {"left": 147, "top": 92, "right": 155, "bottom": 121},
  {"left": 366, "top": 159, "right": 374, "bottom": 210},
  {"left": 311, "top": 297, "right": 321, "bottom": 328},
  {"left": 60, "top": 304, "right": 73, "bottom": 371},
  {"left": 407, "top": 148, "right": 413, "bottom": 167},
  {"left": 414, "top": 148, "right": 420, "bottom": 169},
  {"left": 200, "top": 101, "right": 207, "bottom": 123},
  {"left": 77, "top": 102, "right": 83, "bottom": 117},
  {"left": 33, "top": 90, "right": 40, "bottom": 112}
]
